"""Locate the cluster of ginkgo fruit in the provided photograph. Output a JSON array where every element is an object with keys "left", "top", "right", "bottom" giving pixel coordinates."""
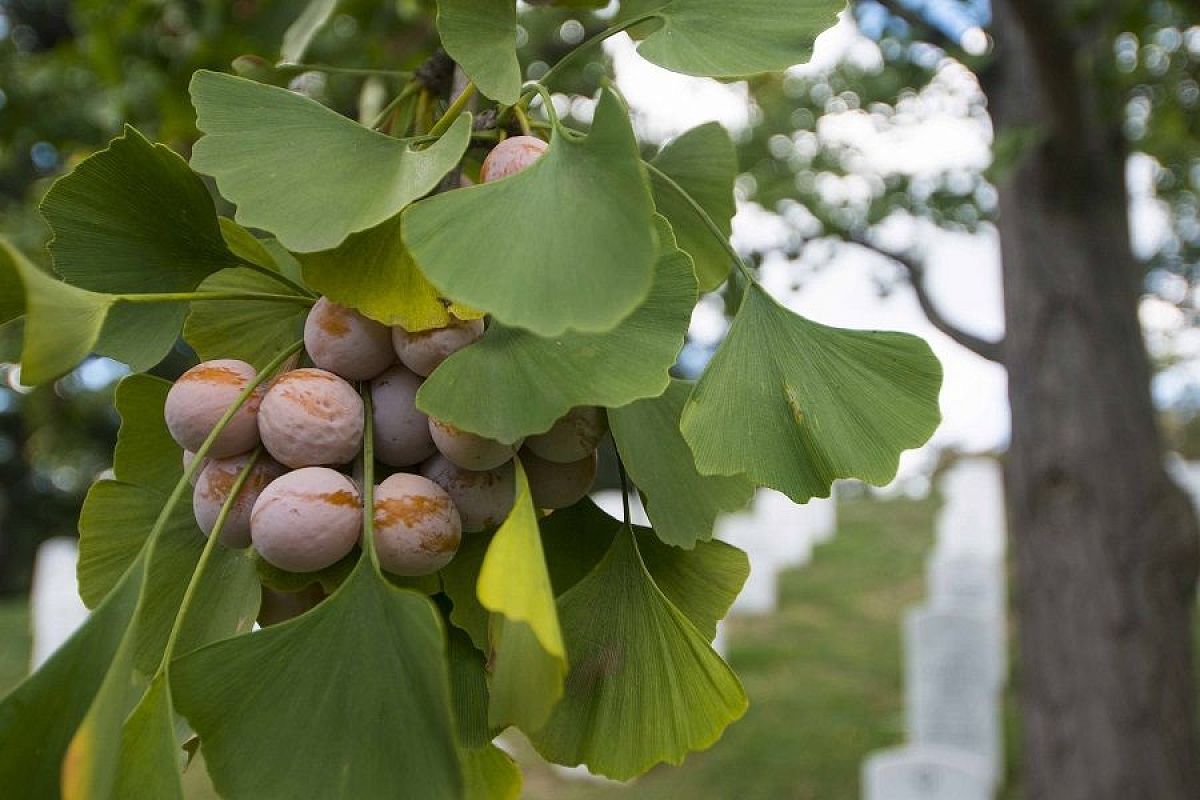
[{"left": 162, "top": 135, "right": 608, "bottom": 621}]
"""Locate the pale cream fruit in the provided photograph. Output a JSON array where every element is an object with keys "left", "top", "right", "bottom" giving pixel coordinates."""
[
  {"left": 372, "top": 473, "right": 462, "bottom": 576},
  {"left": 303, "top": 297, "right": 395, "bottom": 380},
  {"left": 429, "top": 417, "right": 518, "bottom": 471},
  {"left": 524, "top": 406, "right": 608, "bottom": 464},
  {"left": 392, "top": 318, "right": 485, "bottom": 377},
  {"left": 258, "top": 368, "right": 364, "bottom": 468},
  {"left": 371, "top": 366, "right": 436, "bottom": 467},
  {"left": 480, "top": 135, "right": 548, "bottom": 183},
  {"left": 251, "top": 467, "right": 362, "bottom": 572},
  {"left": 182, "top": 450, "right": 210, "bottom": 486},
  {"left": 258, "top": 584, "right": 325, "bottom": 627},
  {"left": 165, "top": 359, "right": 263, "bottom": 458},
  {"left": 193, "top": 453, "right": 287, "bottom": 548},
  {"left": 521, "top": 449, "right": 598, "bottom": 510},
  {"left": 420, "top": 454, "right": 514, "bottom": 533}
]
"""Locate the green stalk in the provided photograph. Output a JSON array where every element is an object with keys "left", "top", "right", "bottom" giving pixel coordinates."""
[
  {"left": 428, "top": 82, "right": 477, "bottom": 138},
  {"left": 117, "top": 291, "right": 316, "bottom": 306},
  {"left": 642, "top": 161, "right": 756, "bottom": 283},
  {"left": 158, "top": 449, "right": 263, "bottom": 673},
  {"left": 359, "top": 386, "right": 380, "bottom": 571},
  {"left": 233, "top": 258, "right": 317, "bottom": 298},
  {"left": 369, "top": 81, "right": 421, "bottom": 130},
  {"left": 534, "top": 14, "right": 658, "bottom": 94}
]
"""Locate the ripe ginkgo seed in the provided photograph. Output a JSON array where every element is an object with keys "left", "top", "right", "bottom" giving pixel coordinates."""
[
  {"left": 258, "top": 368, "right": 364, "bottom": 468},
  {"left": 429, "top": 417, "right": 518, "bottom": 471},
  {"left": 303, "top": 297, "right": 395, "bottom": 380},
  {"left": 480, "top": 135, "right": 548, "bottom": 183},
  {"left": 421, "top": 454, "right": 515, "bottom": 533},
  {"left": 250, "top": 467, "right": 362, "bottom": 572},
  {"left": 524, "top": 406, "right": 608, "bottom": 464},
  {"left": 193, "top": 452, "right": 287, "bottom": 548},
  {"left": 392, "top": 318, "right": 485, "bottom": 377},
  {"left": 165, "top": 359, "right": 263, "bottom": 458},
  {"left": 372, "top": 473, "right": 462, "bottom": 576},
  {"left": 371, "top": 366, "right": 437, "bottom": 467},
  {"left": 521, "top": 449, "right": 598, "bottom": 510}
]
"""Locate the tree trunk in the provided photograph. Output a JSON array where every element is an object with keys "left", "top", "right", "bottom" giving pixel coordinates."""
[{"left": 985, "top": 2, "right": 1200, "bottom": 797}]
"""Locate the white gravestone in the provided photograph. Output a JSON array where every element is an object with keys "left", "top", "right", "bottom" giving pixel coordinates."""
[
  {"left": 863, "top": 745, "right": 992, "bottom": 800},
  {"left": 925, "top": 553, "right": 1008, "bottom": 689},
  {"left": 30, "top": 537, "right": 90, "bottom": 669},
  {"left": 904, "top": 606, "right": 1003, "bottom": 781},
  {"left": 934, "top": 459, "right": 1006, "bottom": 560}
]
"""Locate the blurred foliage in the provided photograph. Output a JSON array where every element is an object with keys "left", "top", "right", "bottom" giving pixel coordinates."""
[{"left": 735, "top": 0, "right": 1198, "bottom": 315}]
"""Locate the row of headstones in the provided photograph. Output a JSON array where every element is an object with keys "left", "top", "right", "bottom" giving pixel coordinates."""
[{"left": 863, "top": 458, "right": 1009, "bottom": 800}]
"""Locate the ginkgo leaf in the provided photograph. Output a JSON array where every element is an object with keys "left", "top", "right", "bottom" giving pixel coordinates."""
[
  {"left": 172, "top": 561, "right": 463, "bottom": 799},
  {"left": 529, "top": 527, "right": 747, "bottom": 780},
  {"left": 682, "top": 284, "right": 943, "bottom": 502},
  {"left": 540, "top": 499, "right": 748, "bottom": 639},
  {"left": 437, "top": 0, "right": 522, "bottom": 105},
  {"left": 189, "top": 70, "right": 473, "bottom": 252},
  {"left": 0, "top": 560, "right": 142, "bottom": 797},
  {"left": 297, "top": 215, "right": 480, "bottom": 330},
  {"left": 462, "top": 744, "right": 522, "bottom": 800},
  {"left": 416, "top": 217, "right": 696, "bottom": 444},
  {"left": 184, "top": 269, "right": 311, "bottom": 369},
  {"left": 649, "top": 122, "right": 738, "bottom": 291},
  {"left": 403, "top": 88, "right": 658, "bottom": 336},
  {"left": 620, "top": 0, "right": 842, "bottom": 78},
  {"left": 477, "top": 461, "right": 566, "bottom": 731},
  {"left": 611, "top": 379, "right": 755, "bottom": 547},
  {"left": 40, "top": 125, "right": 239, "bottom": 294},
  {"left": 112, "top": 675, "right": 183, "bottom": 800}
]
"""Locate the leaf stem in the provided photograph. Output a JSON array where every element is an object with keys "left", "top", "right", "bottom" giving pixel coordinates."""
[
  {"left": 277, "top": 63, "right": 414, "bottom": 78},
  {"left": 617, "top": 455, "right": 632, "bottom": 528},
  {"left": 159, "top": 449, "right": 263, "bottom": 672},
  {"left": 642, "top": 161, "right": 756, "bottom": 283},
  {"left": 513, "top": 105, "right": 533, "bottom": 137},
  {"left": 233, "top": 257, "right": 317, "bottom": 298},
  {"left": 428, "top": 82, "right": 476, "bottom": 138},
  {"left": 359, "top": 385, "right": 380, "bottom": 572},
  {"left": 369, "top": 81, "right": 421, "bottom": 130},
  {"left": 117, "top": 291, "right": 316, "bottom": 306}
]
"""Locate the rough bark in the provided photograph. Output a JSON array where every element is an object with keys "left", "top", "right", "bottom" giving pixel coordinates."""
[{"left": 985, "top": 2, "right": 1200, "bottom": 797}]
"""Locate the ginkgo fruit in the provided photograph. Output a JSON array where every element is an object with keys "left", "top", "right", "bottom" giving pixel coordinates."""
[
  {"left": 250, "top": 467, "right": 362, "bottom": 572},
  {"left": 165, "top": 359, "right": 263, "bottom": 458},
  {"left": 372, "top": 473, "right": 462, "bottom": 576},
  {"left": 258, "top": 368, "right": 364, "bottom": 468},
  {"left": 193, "top": 452, "right": 287, "bottom": 548},
  {"left": 371, "top": 365, "right": 437, "bottom": 467},
  {"left": 480, "top": 135, "right": 548, "bottom": 182},
  {"left": 392, "top": 317, "right": 484, "bottom": 377},
  {"left": 421, "top": 454, "right": 515, "bottom": 533},
  {"left": 303, "top": 297, "right": 396, "bottom": 380},
  {"left": 429, "top": 417, "right": 519, "bottom": 471},
  {"left": 521, "top": 449, "right": 598, "bottom": 510},
  {"left": 524, "top": 406, "right": 608, "bottom": 463}
]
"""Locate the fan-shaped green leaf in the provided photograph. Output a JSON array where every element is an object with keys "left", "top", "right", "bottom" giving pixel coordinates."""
[
  {"left": 682, "top": 284, "right": 943, "bottom": 502},
  {"left": 650, "top": 122, "right": 737, "bottom": 291},
  {"left": 477, "top": 461, "right": 566, "bottom": 731},
  {"left": 529, "top": 527, "right": 747, "bottom": 779},
  {"left": 416, "top": 217, "right": 696, "bottom": 443},
  {"left": 404, "top": 88, "right": 657, "bottom": 336},
  {"left": 620, "top": 0, "right": 842, "bottom": 78},
  {"left": 437, "top": 0, "right": 522, "bottom": 105},
  {"left": 113, "top": 676, "right": 183, "bottom": 800},
  {"left": 0, "top": 240, "right": 112, "bottom": 384},
  {"left": 297, "top": 215, "right": 481, "bottom": 330},
  {"left": 189, "top": 70, "right": 473, "bottom": 252},
  {"left": 173, "top": 561, "right": 463, "bottom": 799},
  {"left": 184, "top": 269, "right": 311, "bottom": 369},
  {"left": 611, "top": 379, "right": 754, "bottom": 547},
  {"left": 540, "top": 499, "right": 748, "bottom": 639},
  {"left": 41, "top": 126, "right": 238, "bottom": 294},
  {"left": 0, "top": 561, "right": 142, "bottom": 798}
]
